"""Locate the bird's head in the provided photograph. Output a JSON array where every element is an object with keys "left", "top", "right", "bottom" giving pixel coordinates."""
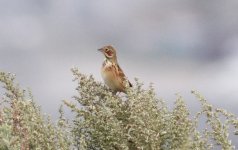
[{"left": 98, "top": 45, "right": 117, "bottom": 61}]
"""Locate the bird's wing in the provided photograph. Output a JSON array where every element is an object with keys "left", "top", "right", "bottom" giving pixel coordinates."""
[{"left": 117, "top": 64, "right": 132, "bottom": 87}]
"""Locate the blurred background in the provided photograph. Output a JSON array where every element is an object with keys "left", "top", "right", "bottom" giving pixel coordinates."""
[{"left": 0, "top": 0, "right": 238, "bottom": 123}]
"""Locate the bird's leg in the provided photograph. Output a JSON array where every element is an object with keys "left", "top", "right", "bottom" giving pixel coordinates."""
[{"left": 112, "top": 91, "right": 117, "bottom": 95}]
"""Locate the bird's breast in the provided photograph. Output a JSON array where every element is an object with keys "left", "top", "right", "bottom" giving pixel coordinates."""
[
  {"left": 101, "top": 61, "right": 114, "bottom": 81},
  {"left": 101, "top": 61, "right": 122, "bottom": 91}
]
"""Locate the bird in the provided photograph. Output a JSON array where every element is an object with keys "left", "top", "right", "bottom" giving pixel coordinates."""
[{"left": 98, "top": 45, "right": 132, "bottom": 94}]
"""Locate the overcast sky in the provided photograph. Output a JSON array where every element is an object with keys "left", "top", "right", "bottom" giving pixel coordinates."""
[{"left": 0, "top": 0, "right": 238, "bottom": 130}]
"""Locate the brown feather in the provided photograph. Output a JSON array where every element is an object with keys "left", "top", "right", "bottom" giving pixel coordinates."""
[
  {"left": 99, "top": 45, "right": 132, "bottom": 93},
  {"left": 117, "top": 64, "right": 132, "bottom": 87}
]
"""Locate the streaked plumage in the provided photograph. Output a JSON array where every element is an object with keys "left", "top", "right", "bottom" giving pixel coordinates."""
[{"left": 98, "top": 45, "right": 132, "bottom": 93}]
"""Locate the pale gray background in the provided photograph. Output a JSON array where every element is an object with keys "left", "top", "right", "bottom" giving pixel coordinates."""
[{"left": 0, "top": 0, "right": 238, "bottom": 144}]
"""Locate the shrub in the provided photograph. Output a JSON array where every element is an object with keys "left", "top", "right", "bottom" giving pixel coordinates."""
[
  {"left": 0, "top": 69, "right": 237, "bottom": 150},
  {"left": 64, "top": 68, "right": 238, "bottom": 150},
  {"left": 0, "top": 72, "right": 72, "bottom": 150}
]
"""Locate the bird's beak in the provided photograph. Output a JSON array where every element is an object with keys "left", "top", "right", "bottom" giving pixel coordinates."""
[{"left": 98, "top": 48, "right": 103, "bottom": 52}]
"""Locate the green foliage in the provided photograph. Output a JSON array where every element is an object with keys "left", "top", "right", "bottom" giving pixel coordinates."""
[
  {"left": 0, "top": 72, "right": 72, "bottom": 150},
  {"left": 64, "top": 68, "right": 238, "bottom": 150},
  {"left": 0, "top": 69, "right": 237, "bottom": 150}
]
